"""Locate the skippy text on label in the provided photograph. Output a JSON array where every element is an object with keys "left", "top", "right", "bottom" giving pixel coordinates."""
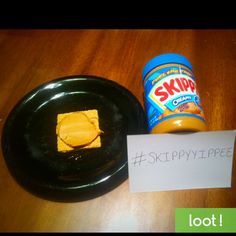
[{"left": 150, "top": 73, "right": 197, "bottom": 110}]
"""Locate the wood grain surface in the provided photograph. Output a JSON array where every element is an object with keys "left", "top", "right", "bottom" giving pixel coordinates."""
[{"left": 0, "top": 30, "right": 235, "bottom": 232}]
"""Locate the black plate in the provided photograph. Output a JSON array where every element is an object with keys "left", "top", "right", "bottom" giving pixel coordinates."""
[{"left": 1, "top": 75, "right": 147, "bottom": 202}]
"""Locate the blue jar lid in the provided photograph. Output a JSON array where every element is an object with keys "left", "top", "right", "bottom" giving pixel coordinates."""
[{"left": 142, "top": 53, "right": 193, "bottom": 80}]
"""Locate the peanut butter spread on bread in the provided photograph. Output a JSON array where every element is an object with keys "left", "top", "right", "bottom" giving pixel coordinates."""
[{"left": 56, "top": 109, "right": 102, "bottom": 152}]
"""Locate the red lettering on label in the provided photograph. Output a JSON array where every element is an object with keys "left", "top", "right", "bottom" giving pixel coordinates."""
[
  {"left": 163, "top": 79, "right": 180, "bottom": 95},
  {"left": 181, "top": 78, "right": 189, "bottom": 91},
  {"left": 153, "top": 77, "right": 196, "bottom": 102},
  {"left": 175, "top": 78, "right": 184, "bottom": 91},
  {"left": 154, "top": 86, "right": 168, "bottom": 102},
  {"left": 189, "top": 79, "right": 195, "bottom": 92}
]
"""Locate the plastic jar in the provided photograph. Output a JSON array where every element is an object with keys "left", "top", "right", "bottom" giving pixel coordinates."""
[{"left": 142, "top": 53, "right": 207, "bottom": 134}]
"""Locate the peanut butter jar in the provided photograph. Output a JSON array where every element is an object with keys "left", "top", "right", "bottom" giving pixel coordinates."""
[{"left": 142, "top": 53, "right": 207, "bottom": 134}]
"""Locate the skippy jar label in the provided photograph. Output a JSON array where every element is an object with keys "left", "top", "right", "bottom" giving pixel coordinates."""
[{"left": 143, "top": 63, "right": 205, "bottom": 132}]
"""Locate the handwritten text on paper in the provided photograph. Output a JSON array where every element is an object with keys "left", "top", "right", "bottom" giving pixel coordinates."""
[{"left": 127, "top": 131, "right": 235, "bottom": 192}]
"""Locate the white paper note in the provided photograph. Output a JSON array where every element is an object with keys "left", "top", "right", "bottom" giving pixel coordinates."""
[{"left": 127, "top": 130, "right": 235, "bottom": 192}]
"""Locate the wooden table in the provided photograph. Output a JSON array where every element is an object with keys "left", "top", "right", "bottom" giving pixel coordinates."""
[{"left": 0, "top": 30, "right": 235, "bottom": 232}]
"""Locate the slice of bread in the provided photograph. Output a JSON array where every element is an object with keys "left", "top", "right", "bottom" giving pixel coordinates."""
[{"left": 57, "top": 109, "right": 101, "bottom": 152}]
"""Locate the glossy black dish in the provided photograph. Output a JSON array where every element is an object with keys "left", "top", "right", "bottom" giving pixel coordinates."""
[{"left": 1, "top": 75, "right": 147, "bottom": 202}]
